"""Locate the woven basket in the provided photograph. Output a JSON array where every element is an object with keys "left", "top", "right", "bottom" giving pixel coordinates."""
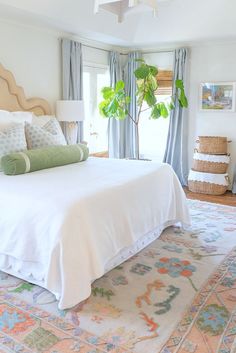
[
  {"left": 192, "top": 160, "right": 228, "bottom": 174},
  {"left": 188, "top": 170, "right": 229, "bottom": 195},
  {"left": 188, "top": 180, "right": 227, "bottom": 195},
  {"left": 196, "top": 136, "right": 228, "bottom": 155}
]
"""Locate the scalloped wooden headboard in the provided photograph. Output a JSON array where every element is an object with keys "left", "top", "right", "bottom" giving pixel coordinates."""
[{"left": 0, "top": 63, "right": 51, "bottom": 116}]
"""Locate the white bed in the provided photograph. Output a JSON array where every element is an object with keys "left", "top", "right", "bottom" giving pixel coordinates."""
[
  {"left": 0, "top": 63, "right": 190, "bottom": 309},
  {"left": 0, "top": 158, "right": 189, "bottom": 309}
]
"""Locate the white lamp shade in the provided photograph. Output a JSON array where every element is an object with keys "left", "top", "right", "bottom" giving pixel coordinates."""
[{"left": 56, "top": 100, "right": 85, "bottom": 122}]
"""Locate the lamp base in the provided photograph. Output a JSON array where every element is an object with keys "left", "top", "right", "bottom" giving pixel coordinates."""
[{"left": 65, "top": 121, "right": 78, "bottom": 145}]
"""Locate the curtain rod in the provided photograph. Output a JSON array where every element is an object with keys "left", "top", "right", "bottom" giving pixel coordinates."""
[
  {"left": 82, "top": 43, "right": 112, "bottom": 53},
  {"left": 140, "top": 50, "right": 174, "bottom": 54},
  {"left": 82, "top": 43, "right": 127, "bottom": 55},
  {"left": 82, "top": 43, "right": 174, "bottom": 55}
]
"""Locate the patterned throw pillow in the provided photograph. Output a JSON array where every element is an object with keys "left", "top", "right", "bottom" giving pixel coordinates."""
[
  {"left": 0, "top": 123, "right": 27, "bottom": 170},
  {"left": 25, "top": 118, "right": 67, "bottom": 149}
]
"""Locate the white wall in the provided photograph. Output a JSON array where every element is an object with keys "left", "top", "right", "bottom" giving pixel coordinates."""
[
  {"left": 0, "top": 20, "right": 61, "bottom": 111},
  {"left": 0, "top": 20, "right": 110, "bottom": 112},
  {"left": 188, "top": 42, "right": 236, "bottom": 187}
]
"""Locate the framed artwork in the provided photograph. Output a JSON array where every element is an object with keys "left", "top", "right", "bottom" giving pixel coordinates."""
[{"left": 200, "top": 82, "right": 236, "bottom": 112}]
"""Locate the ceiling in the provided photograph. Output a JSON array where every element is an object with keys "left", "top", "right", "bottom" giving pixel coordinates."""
[{"left": 0, "top": 0, "right": 236, "bottom": 48}]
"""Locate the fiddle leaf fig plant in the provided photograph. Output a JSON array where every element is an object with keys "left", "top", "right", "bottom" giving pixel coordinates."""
[{"left": 99, "top": 59, "right": 188, "bottom": 159}]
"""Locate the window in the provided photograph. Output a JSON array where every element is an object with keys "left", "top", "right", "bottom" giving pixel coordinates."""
[
  {"left": 139, "top": 70, "right": 172, "bottom": 162},
  {"left": 83, "top": 65, "right": 109, "bottom": 154}
]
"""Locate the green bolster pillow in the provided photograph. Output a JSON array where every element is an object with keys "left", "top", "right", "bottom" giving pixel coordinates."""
[{"left": 1, "top": 144, "right": 89, "bottom": 175}]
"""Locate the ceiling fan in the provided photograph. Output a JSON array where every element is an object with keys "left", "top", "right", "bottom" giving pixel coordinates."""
[{"left": 94, "top": 0, "right": 161, "bottom": 22}]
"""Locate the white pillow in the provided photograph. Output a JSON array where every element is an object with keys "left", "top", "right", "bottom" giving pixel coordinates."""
[
  {"left": 32, "top": 114, "right": 54, "bottom": 127},
  {"left": 0, "top": 110, "right": 33, "bottom": 131},
  {"left": 0, "top": 123, "right": 27, "bottom": 170},
  {"left": 25, "top": 118, "right": 67, "bottom": 149}
]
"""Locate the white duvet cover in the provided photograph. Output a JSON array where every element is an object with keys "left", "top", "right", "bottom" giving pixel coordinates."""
[{"left": 0, "top": 158, "right": 190, "bottom": 309}]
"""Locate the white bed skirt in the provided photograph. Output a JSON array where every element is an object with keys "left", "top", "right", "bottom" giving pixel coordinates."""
[{"left": 0, "top": 219, "right": 180, "bottom": 296}]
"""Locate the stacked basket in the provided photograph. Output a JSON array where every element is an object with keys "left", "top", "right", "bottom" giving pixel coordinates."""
[{"left": 188, "top": 136, "right": 230, "bottom": 195}]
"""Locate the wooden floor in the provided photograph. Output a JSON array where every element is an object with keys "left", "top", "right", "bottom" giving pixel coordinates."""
[{"left": 184, "top": 187, "right": 236, "bottom": 207}]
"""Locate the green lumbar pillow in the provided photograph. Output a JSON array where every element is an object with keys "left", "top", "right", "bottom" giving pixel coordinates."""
[{"left": 1, "top": 144, "right": 89, "bottom": 175}]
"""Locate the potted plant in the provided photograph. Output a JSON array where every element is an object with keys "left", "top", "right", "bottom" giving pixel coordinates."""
[{"left": 99, "top": 59, "right": 188, "bottom": 159}]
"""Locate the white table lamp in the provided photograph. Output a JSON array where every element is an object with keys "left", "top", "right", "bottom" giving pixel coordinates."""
[{"left": 56, "top": 100, "right": 85, "bottom": 144}]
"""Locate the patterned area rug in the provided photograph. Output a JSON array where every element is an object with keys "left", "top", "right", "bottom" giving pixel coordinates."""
[{"left": 0, "top": 200, "right": 236, "bottom": 353}]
